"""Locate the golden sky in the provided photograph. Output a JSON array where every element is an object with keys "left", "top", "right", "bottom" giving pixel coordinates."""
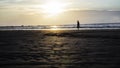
[{"left": 0, "top": 0, "right": 120, "bottom": 26}]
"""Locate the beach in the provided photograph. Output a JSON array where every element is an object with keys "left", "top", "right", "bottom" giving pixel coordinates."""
[{"left": 0, "top": 29, "right": 120, "bottom": 68}]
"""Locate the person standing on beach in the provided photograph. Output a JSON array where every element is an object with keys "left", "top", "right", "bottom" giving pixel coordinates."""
[{"left": 77, "top": 20, "right": 80, "bottom": 30}]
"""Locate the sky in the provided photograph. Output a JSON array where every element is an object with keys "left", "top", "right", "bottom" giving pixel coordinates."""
[{"left": 0, "top": 0, "right": 120, "bottom": 26}]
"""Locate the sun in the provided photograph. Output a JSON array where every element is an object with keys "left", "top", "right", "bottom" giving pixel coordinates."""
[{"left": 41, "top": 2, "right": 66, "bottom": 16}]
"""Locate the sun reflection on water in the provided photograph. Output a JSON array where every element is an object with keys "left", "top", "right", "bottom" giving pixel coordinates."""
[{"left": 50, "top": 26, "right": 59, "bottom": 30}]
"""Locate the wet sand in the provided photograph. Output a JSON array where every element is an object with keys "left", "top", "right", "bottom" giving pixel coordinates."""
[{"left": 0, "top": 29, "right": 120, "bottom": 68}]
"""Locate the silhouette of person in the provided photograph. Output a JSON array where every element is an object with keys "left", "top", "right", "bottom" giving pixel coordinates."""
[{"left": 77, "top": 20, "right": 80, "bottom": 30}]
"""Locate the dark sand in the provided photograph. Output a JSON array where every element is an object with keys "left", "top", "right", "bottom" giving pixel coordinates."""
[{"left": 0, "top": 29, "right": 120, "bottom": 68}]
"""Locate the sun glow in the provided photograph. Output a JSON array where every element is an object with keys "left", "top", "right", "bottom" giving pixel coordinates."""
[{"left": 41, "top": 1, "right": 67, "bottom": 16}]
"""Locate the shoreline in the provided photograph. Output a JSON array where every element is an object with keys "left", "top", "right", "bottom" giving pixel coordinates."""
[{"left": 0, "top": 28, "right": 120, "bottom": 31}]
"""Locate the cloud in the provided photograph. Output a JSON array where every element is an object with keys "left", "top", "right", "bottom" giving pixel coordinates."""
[
  {"left": 0, "top": 0, "right": 44, "bottom": 5},
  {"left": 111, "top": 16, "right": 120, "bottom": 22}
]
